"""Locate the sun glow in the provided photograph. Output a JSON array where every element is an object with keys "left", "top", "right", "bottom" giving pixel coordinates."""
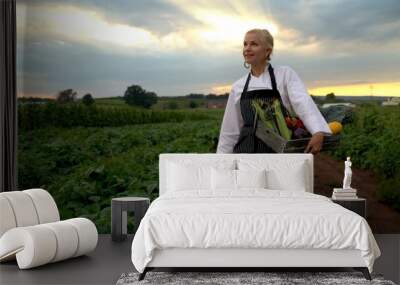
[
  {"left": 164, "top": 0, "right": 281, "bottom": 52},
  {"left": 212, "top": 84, "right": 231, "bottom": 94},
  {"left": 196, "top": 13, "right": 278, "bottom": 48},
  {"left": 309, "top": 81, "right": 400, "bottom": 97}
]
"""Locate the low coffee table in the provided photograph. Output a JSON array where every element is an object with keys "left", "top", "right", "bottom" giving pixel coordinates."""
[{"left": 111, "top": 197, "right": 150, "bottom": 242}]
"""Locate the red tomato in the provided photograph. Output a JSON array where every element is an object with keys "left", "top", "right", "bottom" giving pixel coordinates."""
[{"left": 285, "top": 117, "right": 292, "bottom": 127}]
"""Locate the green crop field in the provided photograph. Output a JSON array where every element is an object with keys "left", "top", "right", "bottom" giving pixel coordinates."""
[
  {"left": 94, "top": 96, "right": 207, "bottom": 110},
  {"left": 17, "top": 99, "right": 400, "bottom": 233},
  {"left": 329, "top": 104, "right": 400, "bottom": 211},
  {"left": 18, "top": 99, "right": 223, "bottom": 233}
]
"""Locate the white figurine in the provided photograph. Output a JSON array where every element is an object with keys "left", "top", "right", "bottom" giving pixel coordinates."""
[{"left": 342, "top": 157, "right": 352, "bottom": 189}]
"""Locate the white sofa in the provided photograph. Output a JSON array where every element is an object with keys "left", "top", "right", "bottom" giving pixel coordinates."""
[
  {"left": 131, "top": 153, "right": 380, "bottom": 281},
  {"left": 0, "top": 188, "right": 98, "bottom": 269}
]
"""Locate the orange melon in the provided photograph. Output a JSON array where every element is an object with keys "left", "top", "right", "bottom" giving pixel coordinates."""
[{"left": 328, "top": 121, "right": 343, "bottom": 135}]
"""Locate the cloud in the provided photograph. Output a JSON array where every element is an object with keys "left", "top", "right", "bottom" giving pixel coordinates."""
[
  {"left": 16, "top": 0, "right": 318, "bottom": 55},
  {"left": 259, "top": 0, "right": 400, "bottom": 54},
  {"left": 17, "top": 2, "right": 191, "bottom": 55},
  {"left": 17, "top": 37, "right": 245, "bottom": 97},
  {"left": 18, "top": 0, "right": 400, "bottom": 57},
  {"left": 16, "top": 0, "right": 400, "bottom": 97}
]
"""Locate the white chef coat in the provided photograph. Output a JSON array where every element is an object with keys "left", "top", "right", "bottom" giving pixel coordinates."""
[{"left": 217, "top": 65, "right": 332, "bottom": 154}]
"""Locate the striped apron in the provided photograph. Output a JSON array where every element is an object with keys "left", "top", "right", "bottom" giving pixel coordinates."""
[{"left": 233, "top": 64, "right": 289, "bottom": 153}]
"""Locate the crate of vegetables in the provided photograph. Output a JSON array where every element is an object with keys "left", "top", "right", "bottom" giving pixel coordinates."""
[{"left": 252, "top": 99, "right": 341, "bottom": 153}]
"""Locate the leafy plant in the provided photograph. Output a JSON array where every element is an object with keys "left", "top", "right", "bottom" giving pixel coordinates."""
[
  {"left": 329, "top": 104, "right": 400, "bottom": 211},
  {"left": 19, "top": 120, "right": 220, "bottom": 233}
]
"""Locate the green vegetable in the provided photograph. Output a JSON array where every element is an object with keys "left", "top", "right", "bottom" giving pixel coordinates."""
[
  {"left": 272, "top": 99, "right": 293, "bottom": 140},
  {"left": 252, "top": 99, "right": 292, "bottom": 140},
  {"left": 251, "top": 100, "right": 277, "bottom": 133}
]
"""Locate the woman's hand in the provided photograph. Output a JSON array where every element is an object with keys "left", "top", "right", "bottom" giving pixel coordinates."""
[{"left": 304, "top": 132, "right": 324, "bottom": 155}]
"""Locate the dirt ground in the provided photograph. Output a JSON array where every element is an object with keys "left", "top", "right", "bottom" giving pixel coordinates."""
[{"left": 314, "top": 153, "right": 400, "bottom": 233}]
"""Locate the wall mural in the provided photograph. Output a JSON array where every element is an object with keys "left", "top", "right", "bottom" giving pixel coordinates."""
[{"left": 16, "top": 0, "right": 400, "bottom": 233}]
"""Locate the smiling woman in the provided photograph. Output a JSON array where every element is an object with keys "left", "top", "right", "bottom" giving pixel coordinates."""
[
  {"left": 243, "top": 29, "right": 274, "bottom": 68},
  {"left": 217, "top": 28, "right": 332, "bottom": 155}
]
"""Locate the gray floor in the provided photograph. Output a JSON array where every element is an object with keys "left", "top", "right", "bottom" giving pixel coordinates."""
[
  {"left": 1, "top": 234, "right": 399, "bottom": 285},
  {"left": 0, "top": 235, "right": 135, "bottom": 285}
]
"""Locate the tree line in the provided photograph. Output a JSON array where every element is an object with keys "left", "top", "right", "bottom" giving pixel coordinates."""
[
  {"left": 21, "top": 85, "right": 231, "bottom": 109},
  {"left": 19, "top": 85, "right": 339, "bottom": 109}
]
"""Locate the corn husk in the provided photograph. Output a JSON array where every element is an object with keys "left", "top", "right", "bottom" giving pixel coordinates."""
[{"left": 251, "top": 99, "right": 292, "bottom": 140}]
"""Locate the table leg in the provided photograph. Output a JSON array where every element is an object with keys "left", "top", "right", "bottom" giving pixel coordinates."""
[
  {"left": 111, "top": 201, "right": 124, "bottom": 242},
  {"left": 121, "top": 210, "right": 127, "bottom": 240}
]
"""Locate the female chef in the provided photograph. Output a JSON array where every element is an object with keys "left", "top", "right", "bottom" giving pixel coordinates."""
[{"left": 217, "top": 28, "right": 331, "bottom": 154}]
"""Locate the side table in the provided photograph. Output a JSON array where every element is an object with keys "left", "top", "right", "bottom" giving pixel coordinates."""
[
  {"left": 111, "top": 197, "right": 150, "bottom": 242},
  {"left": 331, "top": 197, "right": 366, "bottom": 218}
]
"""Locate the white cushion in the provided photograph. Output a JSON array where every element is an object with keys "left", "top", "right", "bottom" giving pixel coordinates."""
[
  {"left": 0, "top": 196, "right": 16, "bottom": 237},
  {"left": 167, "top": 159, "right": 235, "bottom": 192},
  {"left": 23, "top": 189, "right": 60, "bottom": 224},
  {"left": 0, "top": 226, "right": 57, "bottom": 269},
  {"left": 0, "top": 218, "right": 98, "bottom": 269},
  {"left": 211, "top": 168, "right": 236, "bottom": 190},
  {"left": 42, "top": 221, "right": 79, "bottom": 262},
  {"left": 0, "top": 189, "right": 98, "bottom": 269},
  {"left": 237, "top": 169, "right": 267, "bottom": 189},
  {"left": 238, "top": 159, "right": 308, "bottom": 191},
  {"left": 0, "top": 189, "right": 60, "bottom": 238},
  {"left": 64, "top": 218, "right": 98, "bottom": 257},
  {"left": 168, "top": 162, "right": 210, "bottom": 191},
  {"left": 266, "top": 164, "right": 307, "bottom": 191},
  {"left": 0, "top": 191, "right": 39, "bottom": 227},
  {"left": 211, "top": 169, "right": 267, "bottom": 190}
]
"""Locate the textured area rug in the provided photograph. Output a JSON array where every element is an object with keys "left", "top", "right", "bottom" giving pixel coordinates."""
[{"left": 116, "top": 271, "right": 396, "bottom": 285}]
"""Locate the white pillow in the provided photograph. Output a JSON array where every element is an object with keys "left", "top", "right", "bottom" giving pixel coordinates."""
[
  {"left": 237, "top": 169, "right": 267, "bottom": 189},
  {"left": 211, "top": 168, "right": 236, "bottom": 190},
  {"left": 238, "top": 159, "right": 308, "bottom": 191},
  {"left": 167, "top": 159, "right": 235, "bottom": 192},
  {"left": 167, "top": 162, "right": 210, "bottom": 191},
  {"left": 211, "top": 168, "right": 267, "bottom": 190},
  {"left": 266, "top": 164, "right": 307, "bottom": 191}
]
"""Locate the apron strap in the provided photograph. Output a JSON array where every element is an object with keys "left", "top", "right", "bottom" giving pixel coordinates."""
[
  {"left": 242, "top": 72, "right": 251, "bottom": 96},
  {"left": 268, "top": 64, "right": 277, "bottom": 91},
  {"left": 242, "top": 64, "right": 291, "bottom": 118},
  {"left": 268, "top": 64, "right": 291, "bottom": 118},
  {"left": 243, "top": 64, "right": 276, "bottom": 93}
]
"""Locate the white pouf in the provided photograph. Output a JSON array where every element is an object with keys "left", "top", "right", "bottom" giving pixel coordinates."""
[{"left": 0, "top": 189, "right": 98, "bottom": 269}]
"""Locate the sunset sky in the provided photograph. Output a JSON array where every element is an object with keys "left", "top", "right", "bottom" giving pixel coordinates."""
[{"left": 16, "top": 0, "right": 400, "bottom": 98}]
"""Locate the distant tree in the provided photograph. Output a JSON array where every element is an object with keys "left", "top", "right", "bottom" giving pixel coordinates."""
[
  {"left": 205, "top": 93, "right": 218, "bottom": 99},
  {"left": 189, "top": 100, "right": 198, "bottom": 108},
  {"left": 325, "top": 93, "right": 336, "bottom": 101},
  {"left": 167, "top": 101, "right": 179, "bottom": 109},
  {"left": 146, "top": 92, "right": 158, "bottom": 108},
  {"left": 82, "top": 93, "right": 95, "bottom": 106},
  {"left": 186, "top": 93, "right": 205, "bottom": 99},
  {"left": 124, "top": 85, "right": 157, "bottom": 108},
  {"left": 18, "top": 97, "right": 53, "bottom": 105},
  {"left": 57, "top": 89, "right": 77, "bottom": 104}
]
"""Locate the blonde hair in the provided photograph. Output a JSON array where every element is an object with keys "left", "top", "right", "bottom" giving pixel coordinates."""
[{"left": 246, "top": 28, "right": 274, "bottom": 61}]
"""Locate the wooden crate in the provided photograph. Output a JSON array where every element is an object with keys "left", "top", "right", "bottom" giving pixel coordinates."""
[{"left": 255, "top": 122, "right": 340, "bottom": 153}]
